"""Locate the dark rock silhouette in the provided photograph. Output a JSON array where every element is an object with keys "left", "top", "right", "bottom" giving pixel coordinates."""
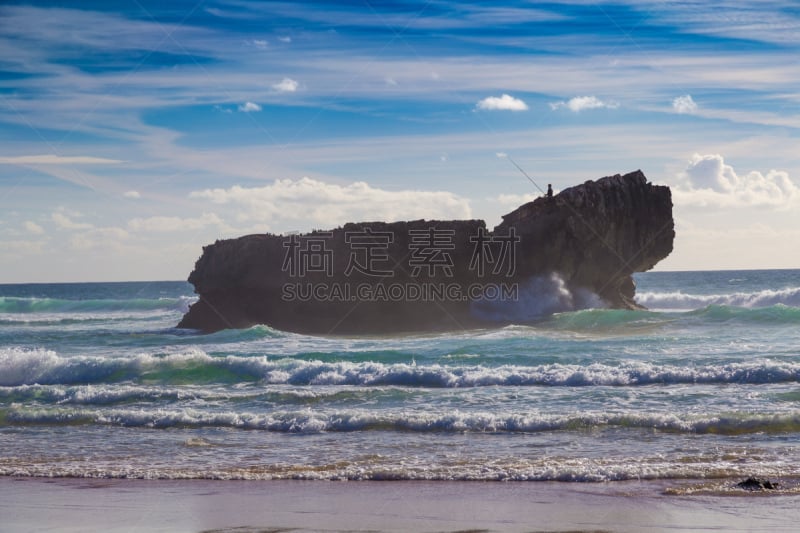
[
  {"left": 178, "top": 170, "right": 674, "bottom": 334},
  {"left": 737, "top": 477, "right": 779, "bottom": 491}
]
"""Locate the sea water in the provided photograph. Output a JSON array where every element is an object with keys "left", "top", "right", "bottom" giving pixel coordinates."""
[{"left": 1, "top": 271, "right": 799, "bottom": 485}]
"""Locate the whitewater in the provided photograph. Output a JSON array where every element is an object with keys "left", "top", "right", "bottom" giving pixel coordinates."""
[{"left": 1, "top": 271, "right": 800, "bottom": 487}]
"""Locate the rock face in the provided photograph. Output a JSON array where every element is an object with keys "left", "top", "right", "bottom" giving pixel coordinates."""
[{"left": 178, "top": 170, "right": 674, "bottom": 334}]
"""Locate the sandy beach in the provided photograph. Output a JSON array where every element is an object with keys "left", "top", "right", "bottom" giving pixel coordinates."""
[{"left": 2, "top": 477, "right": 799, "bottom": 532}]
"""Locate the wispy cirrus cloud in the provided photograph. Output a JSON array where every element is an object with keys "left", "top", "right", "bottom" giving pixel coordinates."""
[
  {"left": 2, "top": 1, "right": 800, "bottom": 280},
  {"left": 0, "top": 155, "right": 122, "bottom": 165}
]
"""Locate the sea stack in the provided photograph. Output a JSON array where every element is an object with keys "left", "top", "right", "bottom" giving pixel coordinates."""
[{"left": 178, "top": 170, "right": 674, "bottom": 334}]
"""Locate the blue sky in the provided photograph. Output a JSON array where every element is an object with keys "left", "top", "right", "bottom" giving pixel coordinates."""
[{"left": 1, "top": 0, "right": 799, "bottom": 282}]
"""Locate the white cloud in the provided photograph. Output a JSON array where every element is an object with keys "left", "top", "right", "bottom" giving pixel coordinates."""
[
  {"left": 128, "top": 213, "right": 225, "bottom": 233},
  {"left": 189, "top": 177, "right": 472, "bottom": 228},
  {"left": 385, "top": 77, "right": 398, "bottom": 86},
  {"left": 0, "top": 154, "right": 122, "bottom": 165},
  {"left": 238, "top": 101, "right": 262, "bottom": 112},
  {"left": 52, "top": 212, "right": 93, "bottom": 230},
  {"left": 252, "top": 39, "right": 268, "bottom": 49},
  {"left": 124, "top": 190, "right": 141, "bottom": 199},
  {"left": 476, "top": 94, "right": 528, "bottom": 111},
  {"left": 69, "top": 227, "right": 129, "bottom": 251},
  {"left": 492, "top": 192, "right": 539, "bottom": 208},
  {"left": 672, "top": 153, "right": 800, "bottom": 208},
  {"left": 24, "top": 221, "right": 45, "bottom": 235},
  {"left": 1, "top": 240, "right": 46, "bottom": 254},
  {"left": 549, "top": 96, "right": 618, "bottom": 112},
  {"left": 278, "top": 36, "right": 291, "bottom": 43},
  {"left": 672, "top": 94, "right": 698, "bottom": 114},
  {"left": 272, "top": 78, "right": 299, "bottom": 92}
]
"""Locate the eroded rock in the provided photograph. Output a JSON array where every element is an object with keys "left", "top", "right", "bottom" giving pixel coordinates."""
[{"left": 178, "top": 170, "right": 674, "bottom": 334}]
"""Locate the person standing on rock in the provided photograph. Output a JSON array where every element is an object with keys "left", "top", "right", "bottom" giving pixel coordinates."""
[{"left": 547, "top": 184, "right": 553, "bottom": 198}]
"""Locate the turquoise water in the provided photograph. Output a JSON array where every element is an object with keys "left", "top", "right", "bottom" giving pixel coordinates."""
[{"left": 1, "top": 271, "right": 799, "bottom": 482}]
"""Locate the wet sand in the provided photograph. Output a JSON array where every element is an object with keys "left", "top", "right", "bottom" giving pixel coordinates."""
[{"left": 2, "top": 477, "right": 798, "bottom": 532}]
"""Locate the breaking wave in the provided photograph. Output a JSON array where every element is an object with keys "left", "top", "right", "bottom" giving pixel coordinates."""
[
  {"left": 636, "top": 286, "right": 800, "bottom": 310},
  {"left": 4, "top": 406, "right": 800, "bottom": 436},
  {"left": 3, "top": 347, "right": 800, "bottom": 387},
  {"left": 472, "top": 273, "right": 605, "bottom": 322}
]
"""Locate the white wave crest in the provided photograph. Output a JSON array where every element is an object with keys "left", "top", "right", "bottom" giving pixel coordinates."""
[
  {"left": 2, "top": 453, "right": 792, "bottom": 481},
  {"left": 3, "top": 347, "right": 800, "bottom": 387},
  {"left": 636, "top": 286, "right": 800, "bottom": 310},
  {"left": 6, "top": 406, "right": 800, "bottom": 436},
  {"left": 0, "top": 347, "right": 268, "bottom": 387}
]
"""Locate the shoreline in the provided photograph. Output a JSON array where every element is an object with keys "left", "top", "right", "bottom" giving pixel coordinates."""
[{"left": 2, "top": 476, "right": 799, "bottom": 532}]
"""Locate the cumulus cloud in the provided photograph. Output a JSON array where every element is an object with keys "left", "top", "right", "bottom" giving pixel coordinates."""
[
  {"left": 124, "top": 190, "right": 141, "bottom": 199},
  {"left": 189, "top": 177, "right": 472, "bottom": 228},
  {"left": 24, "top": 221, "right": 45, "bottom": 235},
  {"left": 52, "top": 212, "right": 93, "bottom": 230},
  {"left": 549, "top": 96, "right": 618, "bottom": 112},
  {"left": 238, "top": 101, "right": 262, "bottom": 112},
  {"left": 672, "top": 153, "right": 799, "bottom": 208},
  {"left": 476, "top": 94, "right": 529, "bottom": 111},
  {"left": 127, "top": 213, "right": 225, "bottom": 233},
  {"left": 0, "top": 154, "right": 122, "bottom": 165},
  {"left": 672, "top": 95, "right": 698, "bottom": 114},
  {"left": 272, "top": 78, "right": 299, "bottom": 92},
  {"left": 252, "top": 39, "right": 268, "bottom": 49}
]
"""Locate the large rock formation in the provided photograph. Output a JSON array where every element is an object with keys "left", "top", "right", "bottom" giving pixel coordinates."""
[{"left": 178, "top": 170, "right": 673, "bottom": 334}]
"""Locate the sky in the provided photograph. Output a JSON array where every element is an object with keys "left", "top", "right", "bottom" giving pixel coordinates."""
[{"left": 1, "top": 0, "right": 799, "bottom": 282}]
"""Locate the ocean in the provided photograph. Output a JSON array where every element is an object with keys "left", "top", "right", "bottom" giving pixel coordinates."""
[{"left": 2, "top": 270, "right": 800, "bottom": 492}]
